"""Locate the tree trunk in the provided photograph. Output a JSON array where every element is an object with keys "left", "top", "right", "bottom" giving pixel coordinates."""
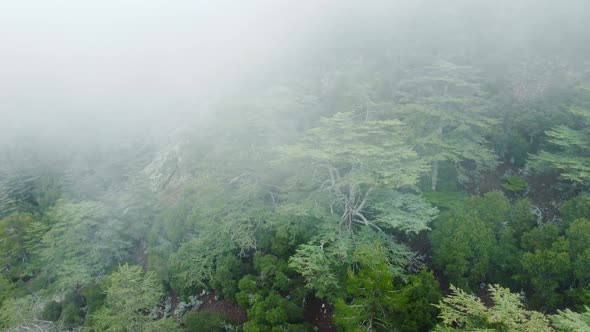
[
  {"left": 431, "top": 125, "right": 443, "bottom": 192},
  {"left": 431, "top": 160, "right": 439, "bottom": 191}
]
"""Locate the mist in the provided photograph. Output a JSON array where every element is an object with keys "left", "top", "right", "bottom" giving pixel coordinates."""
[
  {"left": 2, "top": 1, "right": 588, "bottom": 133},
  {"left": 2, "top": 1, "right": 313, "bottom": 128},
  {"left": 1, "top": 1, "right": 590, "bottom": 330}
]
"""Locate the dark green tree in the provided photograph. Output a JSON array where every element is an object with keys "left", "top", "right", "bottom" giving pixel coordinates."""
[{"left": 334, "top": 244, "right": 441, "bottom": 332}]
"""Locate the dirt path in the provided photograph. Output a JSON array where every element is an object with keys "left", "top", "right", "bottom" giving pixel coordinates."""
[
  {"left": 196, "top": 292, "right": 247, "bottom": 325},
  {"left": 303, "top": 296, "right": 337, "bottom": 332}
]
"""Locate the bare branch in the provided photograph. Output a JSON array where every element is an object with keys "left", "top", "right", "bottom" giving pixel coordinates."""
[
  {"left": 228, "top": 172, "right": 251, "bottom": 185},
  {"left": 354, "top": 211, "right": 370, "bottom": 225},
  {"left": 355, "top": 187, "right": 374, "bottom": 213}
]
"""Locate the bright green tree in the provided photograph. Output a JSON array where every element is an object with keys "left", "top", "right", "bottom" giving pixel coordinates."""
[
  {"left": 40, "top": 200, "right": 132, "bottom": 290},
  {"left": 434, "top": 284, "right": 553, "bottom": 331},
  {"left": 279, "top": 112, "right": 432, "bottom": 298},
  {"left": 168, "top": 175, "right": 272, "bottom": 294},
  {"left": 392, "top": 60, "right": 498, "bottom": 191},
  {"left": 0, "top": 293, "right": 53, "bottom": 331},
  {"left": 277, "top": 111, "right": 427, "bottom": 233},
  {"left": 530, "top": 99, "right": 590, "bottom": 186},
  {"left": 552, "top": 306, "right": 590, "bottom": 331},
  {"left": 87, "top": 264, "right": 177, "bottom": 332},
  {"left": 0, "top": 213, "right": 35, "bottom": 278}
]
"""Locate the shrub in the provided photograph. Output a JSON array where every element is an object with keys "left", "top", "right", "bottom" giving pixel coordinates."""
[
  {"left": 502, "top": 176, "right": 527, "bottom": 194},
  {"left": 182, "top": 312, "right": 228, "bottom": 332},
  {"left": 41, "top": 301, "right": 62, "bottom": 322}
]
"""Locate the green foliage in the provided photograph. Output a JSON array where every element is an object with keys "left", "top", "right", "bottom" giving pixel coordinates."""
[
  {"left": 242, "top": 291, "right": 307, "bottom": 332},
  {"left": 397, "top": 270, "right": 442, "bottom": 332},
  {"left": 430, "top": 192, "right": 531, "bottom": 290},
  {"left": 0, "top": 173, "right": 61, "bottom": 218},
  {"left": 288, "top": 244, "right": 340, "bottom": 299},
  {"left": 423, "top": 191, "right": 466, "bottom": 210},
  {"left": 253, "top": 253, "right": 294, "bottom": 292},
  {"left": 40, "top": 200, "right": 132, "bottom": 290},
  {"left": 334, "top": 245, "right": 441, "bottom": 332},
  {"left": 494, "top": 129, "right": 530, "bottom": 166},
  {"left": 236, "top": 253, "right": 309, "bottom": 331},
  {"left": 147, "top": 198, "right": 198, "bottom": 284},
  {"left": 41, "top": 301, "right": 62, "bottom": 322},
  {"left": 0, "top": 212, "right": 35, "bottom": 278},
  {"left": 392, "top": 60, "right": 498, "bottom": 190},
  {"left": 182, "top": 312, "right": 229, "bottom": 332},
  {"left": 510, "top": 198, "right": 537, "bottom": 236},
  {"left": 0, "top": 275, "right": 18, "bottom": 305},
  {"left": 515, "top": 219, "right": 590, "bottom": 310},
  {"left": 501, "top": 176, "right": 528, "bottom": 194},
  {"left": 560, "top": 194, "right": 590, "bottom": 224},
  {"left": 87, "top": 264, "right": 177, "bottom": 332},
  {"left": 552, "top": 306, "right": 590, "bottom": 331},
  {"left": 278, "top": 112, "right": 426, "bottom": 188},
  {"left": 334, "top": 244, "right": 401, "bottom": 331},
  {"left": 289, "top": 226, "right": 418, "bottom": 301},
  {"left": 259, "top": 215, "right": 317, "bottom": 259},
  {"left": 521, "top": 238, "right": 572, "bottom": 310},
  {"left": 62, "top": 302, "right": 83, "bottom": 327},
  {"left": 430, "top": 205, "right": 496, "bottom": 289},
  {"left": 466, "top": 191, "right": 511, "bottom": 225},
  {"left": 566, "top": 218, "right": 590, "bottom": 258},
  {"left": 372, "top": 190, "right": 438, "bottom": 234},
  {"left": 237, "top": 283, "right": 307, "bottom": 331},
  {"left": 566, "top": 219, "right": 590, "bottom": 287},
  {"left": 530, "top": 104, "right": 590, "bottom": 186},
  {"left": 170, "top": 235, "right": 230, "bottom": 294},
  {"left": 0, "top": 293, "right": 49, "bottom": 331},
  {"left": 490, "top": 226, "right": 521, "bottom": 286},
  {"left": 81, "top": 284, "right": 106, "bottom": 316},
  {"left": 4, "top": 6, "right": 590, "bottom": 331},
  {"left": 277, "top": 111, "right": 427, "bottom": 233},
  {"left": 209, "top": 254, "right": 247, "bottom": 300},
  {"left": 435, "top": 284, "right": 553, "bottom": 331},
  {"left": 168, "top": 176, "right": 273, "bottom": 295},
  {"left": 520, "top": 224, "right": 561, "bottom": 252},
  {"left": 22, "top": 218, "right": 50, "bottom": 275}
]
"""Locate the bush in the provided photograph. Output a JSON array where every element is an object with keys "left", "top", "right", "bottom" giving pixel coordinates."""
[
  {"left": 82, "top": 283, "right": 105, "bottom": 316},
  {"left": 423, "top": 191, "right": 465, "bottom": 211},
  {"left": 61, "top": 303, "right": 83, "bottom": 327},
  {"left": 182, "top": 311, "right": 228, "bottom": 332},
  {"left": 502, "top": 176, "right": 527, "bottom": 194},
  {"left": 41, "top": 301, "right": 62, "bottom": 322},
  {"left": 561, "top": 194, "right": 590, "bottom": 225},
  {"left": 210, "top": 254, "right": 246, "bottom": 300}
]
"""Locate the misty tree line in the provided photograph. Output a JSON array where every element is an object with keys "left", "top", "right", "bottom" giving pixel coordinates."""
[{"left": 2, "top": 1, "right": 590, "bottom": 331}]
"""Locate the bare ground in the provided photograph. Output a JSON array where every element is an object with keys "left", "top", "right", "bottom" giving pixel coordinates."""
[{"left": 303, "top": 295, "right": 337, "bottom": 332}]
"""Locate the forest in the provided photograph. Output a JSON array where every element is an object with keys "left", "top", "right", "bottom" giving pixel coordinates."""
[{"left": 2, "top": 1, "right": 590, "bottom": 331}]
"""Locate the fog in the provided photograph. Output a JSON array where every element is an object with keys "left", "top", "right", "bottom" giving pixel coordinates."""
[
  {"left": 2, "top": 2, "right": 590, "bottom": 329},
  {"left": 1, "top": 0, "right": 589, "bottom": 169},
  {"left": 1, "top": 1, "right": 320, "bottom": 128},
  {"left": 3, "top": 1, "right": 588, "bottom": 125}
]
